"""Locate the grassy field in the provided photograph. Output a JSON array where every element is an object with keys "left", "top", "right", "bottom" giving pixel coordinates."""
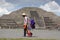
[{"left": 0, "top": 38, "right": 56, "bottom": 40}]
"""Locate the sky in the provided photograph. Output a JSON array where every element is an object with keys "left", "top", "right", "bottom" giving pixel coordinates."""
[{"left": 0, "top": 0, "right": 60, "bottom": 16}]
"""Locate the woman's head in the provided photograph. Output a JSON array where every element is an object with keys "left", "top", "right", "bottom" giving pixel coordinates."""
[{"left": 22, "top": 13, "right": 26, "bottom": 17}]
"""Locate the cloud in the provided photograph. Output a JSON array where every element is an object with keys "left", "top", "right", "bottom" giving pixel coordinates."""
[
  {"left": 40, "top": 1, "right": 60, "bottom": 16},
  {"left": 0, "top": 0, "right": 17, "bottom": 16},
  {"left": 0, "top": 8, "right": 9, "bottom": 16},
  {"left": 6, "top": 0, "right": 53, "bottom": 7},
  {"left": 0, "top": 0, "right": 16, "bottom": 11}
]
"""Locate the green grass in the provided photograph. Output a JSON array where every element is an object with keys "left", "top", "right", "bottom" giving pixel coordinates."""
[{"left": 0, "top": 38, "right": 56, "bottom": 40}]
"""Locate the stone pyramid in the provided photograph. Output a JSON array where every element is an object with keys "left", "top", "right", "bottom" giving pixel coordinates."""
[{"left": 0, "top": 7, "right": 60, "bottom": 29}]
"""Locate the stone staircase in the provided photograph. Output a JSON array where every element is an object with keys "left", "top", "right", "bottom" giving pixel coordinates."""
[
  {"left": 30, "top": 11, "right": 58, "bottom": 29},
  {"left": 30, "top": 11, "right": 44, "bottom": 27}
]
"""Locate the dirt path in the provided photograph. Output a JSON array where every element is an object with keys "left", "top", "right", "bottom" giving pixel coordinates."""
[{"left": 0, "top": 29, "right": 60, "bottom": 39}]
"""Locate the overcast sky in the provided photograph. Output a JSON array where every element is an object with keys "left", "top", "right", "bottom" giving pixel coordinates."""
[{"left": 0, "top": 0, "right": 60, "bottom": 16}]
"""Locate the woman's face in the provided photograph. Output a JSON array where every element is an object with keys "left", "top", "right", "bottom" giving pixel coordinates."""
[{"left": 22, "top": 15, "right": 26, "bottom": 17}]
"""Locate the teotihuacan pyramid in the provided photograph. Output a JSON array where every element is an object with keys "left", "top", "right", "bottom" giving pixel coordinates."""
[{"left": 0, "top": 7, "right": 60, "bottom": 29}]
